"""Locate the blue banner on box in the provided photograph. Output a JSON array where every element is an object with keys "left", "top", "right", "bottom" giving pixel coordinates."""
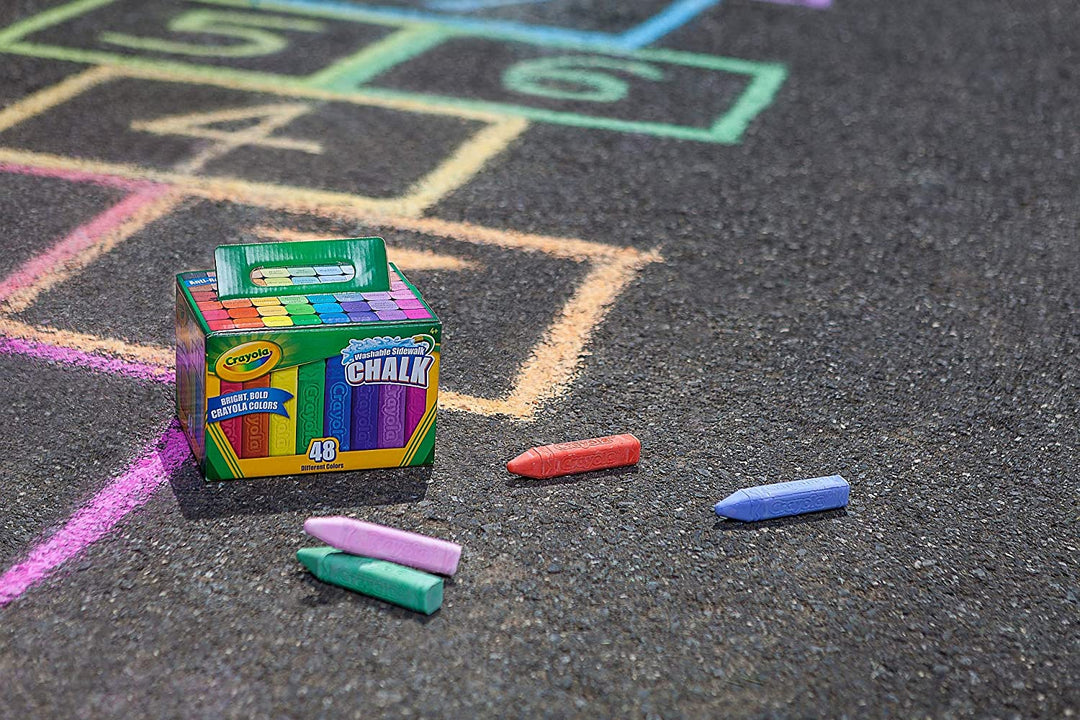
[{"left": 207, "top": 388, "right": 292, "bottom": 423}]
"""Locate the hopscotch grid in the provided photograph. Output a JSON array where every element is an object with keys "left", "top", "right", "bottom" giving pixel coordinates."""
[
  {"left": 0, "top": 0, "right": 755, "bottom": 609},
  {"left": 0, "top": 0, "right": 826, "bottom": 611},
  {"left": 0, "top": 66, "right": 661, "bottom": 420},
  {"left": 0, "top": 0, "right": 784, "bottom": 145}
]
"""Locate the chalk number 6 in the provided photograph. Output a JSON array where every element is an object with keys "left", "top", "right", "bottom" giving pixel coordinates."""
[{"left": 503, "top": 56, "right": 665, "bottom": 103}]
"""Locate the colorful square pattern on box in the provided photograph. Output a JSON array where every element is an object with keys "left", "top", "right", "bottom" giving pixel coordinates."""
[{"left": 175, "top": 238, "right": 440, "bottom": 480}]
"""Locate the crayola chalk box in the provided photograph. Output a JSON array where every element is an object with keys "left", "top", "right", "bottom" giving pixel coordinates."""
[{"left": 175, "top": 238, "right": 440, "bottom": 480}]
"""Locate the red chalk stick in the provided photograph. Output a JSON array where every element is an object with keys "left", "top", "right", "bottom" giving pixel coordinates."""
[
  {"left": 219, "top": 381, "right": 243, "bottom": 454},
  {"left": 241, "top": 376, "right": 270, "bottom": 458},
  {"left": 506, "top": 434, "right": 640, "bottom": 479}
]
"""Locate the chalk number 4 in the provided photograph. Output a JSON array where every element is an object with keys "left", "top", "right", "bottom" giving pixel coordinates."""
[{"left": 308, "top": 438, "right": 339, "bottom": 463}]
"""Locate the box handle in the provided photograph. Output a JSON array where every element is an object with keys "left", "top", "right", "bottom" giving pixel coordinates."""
[{"left": 214, "top": 237, "right": 390, "bottom": 300}]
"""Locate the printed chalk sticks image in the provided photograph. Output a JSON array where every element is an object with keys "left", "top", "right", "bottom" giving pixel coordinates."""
[{"left": 175, "top": 238, "right": 441, "bottom": 480}]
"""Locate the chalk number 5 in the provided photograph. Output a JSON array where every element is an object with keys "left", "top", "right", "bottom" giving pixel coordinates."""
[{"left": 99, "top": 10, "right": 324, "bottom": 58}]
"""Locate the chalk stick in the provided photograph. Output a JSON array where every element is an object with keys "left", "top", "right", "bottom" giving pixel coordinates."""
[
  {"left": 297, "top": 547, "right": 442, "bottom": 615},
  {"left": 304, "top": 516, "right": 461, "bottom": 576},
  {"left": 219, "top": 380, "right": 243, "bottom": 453},
  {"left": 405, "top": 386, "right": 426, "bottom": 440},
  {"left": 295, "top": 359, "right": 325, "bottom": 454},
  {"left": 324, "top": 357, "right": 351, "bottom": 451},
  {"left": 377, "top": 384, "right": 406, "bottom": 448},
  {"left": 507, "top": 434, "right": 641, "bottom": 479},
  {"left": 713, "top": 475, "right": 850, "bottom": 522},
  {"left": 350, "top": 383, "right": 379, "bottom": 450},
  {"left": 268, "top": 366, "right": 298, "bottom": 457},
  {"left": 240, "top": 376, "right": 270, "bottom": 458}
]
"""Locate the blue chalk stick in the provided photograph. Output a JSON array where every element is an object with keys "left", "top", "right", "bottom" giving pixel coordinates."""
[
  {"left": 324, "top": 357, "right": 352, "bottom": 451},
  {"left": 713, "top": 475, "right": 849, "bottom": 522}
]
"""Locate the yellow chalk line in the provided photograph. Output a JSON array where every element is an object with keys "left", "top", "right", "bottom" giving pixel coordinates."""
[
  {"left": 110, "top": 62, "right": 512, "bottom": 124},
  {"left": 0, "top": 66, "right": 115, "bottom": 133},
  {"left": 252, "top": 226, "right": 477, "bottom": 271},
  {"left": 394, "top": 116, "right": 528, "bottom": 217}
]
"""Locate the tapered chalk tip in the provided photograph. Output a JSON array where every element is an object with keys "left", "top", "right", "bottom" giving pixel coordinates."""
[
  {"left": 506, "top": 449, "right": 542, "bottom": 478},
  {"left": 713, "top": 491, "right": 753, "bottom": 521},
  {"left": 304, "top": 515, "right": 347, "bottom": 544},
  {"left": 296, "top": 546, "right": 336, "bottom": 574}
]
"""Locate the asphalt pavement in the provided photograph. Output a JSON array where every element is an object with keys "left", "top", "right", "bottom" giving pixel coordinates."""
[{"left": 0, "top": 0, "right": 1077, "bottom": 717}]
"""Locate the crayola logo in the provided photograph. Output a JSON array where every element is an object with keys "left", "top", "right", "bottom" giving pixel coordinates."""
[{"left": 215, "top": 341, "right": 282, "bottom": 382}]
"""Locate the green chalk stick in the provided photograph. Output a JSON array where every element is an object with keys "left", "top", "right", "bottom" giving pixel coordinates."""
[
  {"left": 295, "top": 359, "right": 326, "bottom": 453},
  {"left": 297, "top": 546, "right": 443, "bottom": 615}
]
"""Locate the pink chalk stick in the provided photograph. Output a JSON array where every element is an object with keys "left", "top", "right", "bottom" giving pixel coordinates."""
[{"left": 304, "top": 516, "right": 461, "bottom": 576}]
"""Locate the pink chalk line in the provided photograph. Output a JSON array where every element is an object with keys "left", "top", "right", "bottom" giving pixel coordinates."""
[
  {"left": 0, "top": 335, "right": 173, "bottom": 383},
  {"left": 0, "top": 184, "right": 171, "bottom": 304},
  {"left": 0, "top": 423, "right": 190, "bottom": 607}
]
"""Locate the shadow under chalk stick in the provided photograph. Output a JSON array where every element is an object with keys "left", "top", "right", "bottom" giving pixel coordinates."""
[
  {"left": 713, "top": 507, "right": 849, "bottom": 532},
  {"left": 505, "top": 464, "right": 640, "bottom": 488}
]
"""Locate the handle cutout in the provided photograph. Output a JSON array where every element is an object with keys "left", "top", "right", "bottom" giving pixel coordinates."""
[{"left": 250, "top": 262, "right": 356, "bottom": 287}]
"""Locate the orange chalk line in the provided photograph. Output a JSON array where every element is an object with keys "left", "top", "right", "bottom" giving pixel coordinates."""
[
  {"left": 0, "top": 148, "right": 418, "bottom": 218},
  {"left": 440, "top": 248, "right": 662, "bottom": 419},
  {"left": 256, "top": 214, "right": 649, "bottom": 264},
  {"left": 0, "top": 161, "right": 158, "bottom": 191},
  {"left": 251, "top": 227, "right": 477, "bottom": 271},
  {"left": 394, "top": 116, "right": 528, "bottom": 217}
]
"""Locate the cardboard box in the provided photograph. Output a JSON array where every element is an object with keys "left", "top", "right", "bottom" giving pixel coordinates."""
[{"left": 175, "top": 238, "right": 440, "bottom": 480}]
